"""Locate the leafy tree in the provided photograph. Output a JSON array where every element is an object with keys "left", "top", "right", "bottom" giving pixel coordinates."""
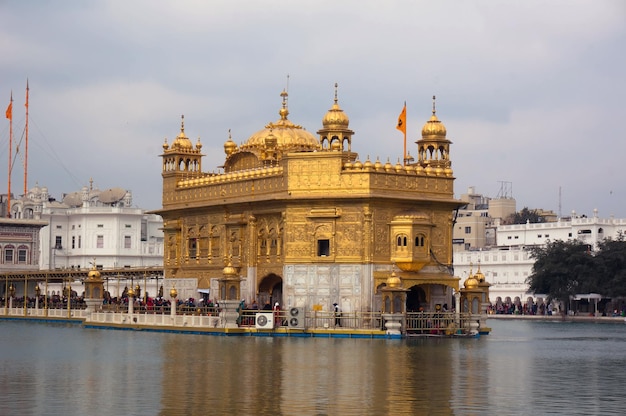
[
  {"left": 527, "top": 240, "right": 597, "bottom": 308},
  {"left": 505, "top": 207, "right": 546, "bottom": 225},
  {"left": 594, "top": 233, "right": 626, "bottom": 297}
]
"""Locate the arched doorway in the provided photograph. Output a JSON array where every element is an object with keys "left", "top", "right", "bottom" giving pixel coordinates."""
[
  {"left": 258, "top": 273, "right": 283, "bottom": 310},
  {"left": 406, "top": 286, "right": 426, "bottom": 312}
]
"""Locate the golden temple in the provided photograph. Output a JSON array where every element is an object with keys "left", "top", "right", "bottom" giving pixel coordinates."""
[{"left": 156, "top": 85, "right": 472, "bottom": 316}]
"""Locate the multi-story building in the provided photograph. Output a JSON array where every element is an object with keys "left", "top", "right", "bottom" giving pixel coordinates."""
[
  {"left": 453, "top": 188, "right": 625, "bottom": 303},
  {"left": 156, "top": 89, "right": 467, "bottom": 314},
  {"left": 9, "top": 182, "right": 163, "bottom": 271}
]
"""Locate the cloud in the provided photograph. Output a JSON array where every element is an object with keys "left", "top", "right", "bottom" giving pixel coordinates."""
[{"left": 0, "top": 0, "right": 624, "bottom": 217}]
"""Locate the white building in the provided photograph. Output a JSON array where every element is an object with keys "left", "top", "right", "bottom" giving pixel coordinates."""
[
  {"left": 10, "top": 182, "right": 164, "bottom": 271},
  {"left": 453, "top": 187, "right": 626, "bottom": 303}
]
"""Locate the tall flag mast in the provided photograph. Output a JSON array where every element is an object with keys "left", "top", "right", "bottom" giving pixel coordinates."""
[
  {"left": 396, "top": 102, "right": 407, "bottom": 165},
  {"left": 24, "top": 79, "right": 29, "bottom": 195},
  {"left": 5, "top": 91, "right": 13, "bottom": 217}
]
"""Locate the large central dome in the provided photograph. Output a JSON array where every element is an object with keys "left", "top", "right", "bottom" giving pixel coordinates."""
[{"left": 240, "top": 90, "right": 319, "bottom": 153}]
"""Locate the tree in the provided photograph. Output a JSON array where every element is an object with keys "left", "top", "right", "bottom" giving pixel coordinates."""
[
  {"left": 526, "top": 240, "right": 597, "bottom": 309},
  {"left": 505, "top": 207, "right": 545, "bottom": 225},
  {"left": 594, "top": 233, "right": 626, "bottom": 297}
]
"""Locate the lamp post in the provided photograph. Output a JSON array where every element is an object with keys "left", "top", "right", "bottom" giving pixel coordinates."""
[
  {"left": 44, "top": 275, "right": 48, "bottom": 317},
  {"left": 23, "top": 275, "right": 28, "bottom": 316},
  {"left": 143, "top": 272, "right": 147, "bottom": 304},
  {"left": 9, "top": 283, "right": 15, "bottom": 311},
  {"left": 170, "top": 285, "right": 178, "bottom": 318},
  {"left": 4, "top": 276, "right": 8, "bottom": 315},
  {"left": 67, "top": 280, "right": 72, "bottom": 319},
  {"left": 127, "top": 285, "right": 135, "bottom": 315},
  {"left": 35, "top": 284, "right": 41, "bottom": 313}
]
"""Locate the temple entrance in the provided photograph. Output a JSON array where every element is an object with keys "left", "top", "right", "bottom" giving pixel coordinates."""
[
  {"left": 406, "top": 286, "right": 426, "bottom": 312},
  {"left": 258, "top": 273, "right": 283, "bottom": 310}
]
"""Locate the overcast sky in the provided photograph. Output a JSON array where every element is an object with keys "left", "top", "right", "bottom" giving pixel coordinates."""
[{"left": 1, "top": 1, "right": 625, "bottom": 218}]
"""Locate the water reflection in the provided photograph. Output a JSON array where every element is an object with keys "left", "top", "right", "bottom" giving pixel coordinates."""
[{"left": 1, "top": 319, "right": 626, "bottom": 415}]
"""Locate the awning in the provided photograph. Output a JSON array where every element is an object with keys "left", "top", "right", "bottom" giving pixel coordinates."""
[
  {"left": 573, "top": 293, "right": 603, "bottom": 301},
  {"left": 197, "top": 289, "right": 210, "bottom": 294}
]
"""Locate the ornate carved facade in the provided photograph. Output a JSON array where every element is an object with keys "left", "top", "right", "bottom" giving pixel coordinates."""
[{"left": 157, "top": 87, "right": 464, "bottom": 314}]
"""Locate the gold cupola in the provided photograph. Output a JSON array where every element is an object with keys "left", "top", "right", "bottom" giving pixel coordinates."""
[
  {"left": 224, "top": 129, "right": 238, "bottom": 156},
  {"left": 322, "top": 83, "right": 350, "bottom": 128},
  {"left": 317, "top": 83, "right": 355, "bottom": 152},
  {"left": 241, "top": 89, "right": 319, "bottom": 154},
  {"left": 464, "top": 264, "right": 479, "bottom": 289},
  {"left": 171, "top": 115, "right": 193, "bottom": 150},
  {"left": 416, "top": 96, "right": 452, "bottom": 171}
]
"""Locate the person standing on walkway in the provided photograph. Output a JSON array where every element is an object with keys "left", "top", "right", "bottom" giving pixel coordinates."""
[{"left": 333, "top": 303, "right": 341, "bottom": 327}]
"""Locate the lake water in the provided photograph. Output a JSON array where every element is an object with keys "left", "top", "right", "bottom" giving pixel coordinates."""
[{"left": 0, "top": 318, "right": 624, "bottom": 415}]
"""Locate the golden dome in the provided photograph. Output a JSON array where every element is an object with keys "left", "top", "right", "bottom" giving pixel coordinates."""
[
  {"left": 386, "top": 271, "right": 402, "bottom": 288},
  {"left": 87, "top": 268, "right": 101, "bottom": 280},
  {"left": 223, "top": 261, "right": 238, "bottom": 277},
  {"left": 464, "top": 265, "right": 479, "bottom": 289},
  {"left": 242, "top": 90, "right": 319, "bottom": 152},
  {"left": 421, "top": 96, "right": 447, "bottom": 138},
  {"left": 171, "top": 115, "right": 193, "bottom": 150},
  {"left": 322, "top": 83, "right": 350, "bottom": 128}
]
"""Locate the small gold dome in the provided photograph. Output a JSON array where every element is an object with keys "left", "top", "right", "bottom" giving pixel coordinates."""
[
  {"left": 171, "top": 115, "right": 194, "bottom": 150},
  {"left": 322, "top": 84, "right": 350, "bottom": 128},
  {"left": 386, "top": 271, "right": 402, "bottom": 288},
  {"left": 223, "top": 262, "right": 238, "bottom": 277},
  {"left": 87, "top": 268, "right": 101, "bottom": 280},
  {"left": 421, "top": 96, "right": 447, "bottom": 138},
  {"left": 224, "top": 130, "right": 238, "bottom": 155},
  {"left": 464, "top": 265, "right": 479, "bottom": 289},
  {"left": 169, "top": 287, "right": 178, "bottom": 298}
]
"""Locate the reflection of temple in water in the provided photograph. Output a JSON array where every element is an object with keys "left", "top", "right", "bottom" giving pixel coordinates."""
[{"left": 156, "top": 87, "right": 465, "bottom": 315}]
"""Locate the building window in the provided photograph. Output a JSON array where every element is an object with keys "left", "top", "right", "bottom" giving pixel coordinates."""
[
  {"left": 78, "top": 236, "right": 82, "bottom": 249},
  {"left": 317, "top": 239, "right": 330, "bottom": 257},
  {"left": 55, "top": 236, "right": 62, "bottom": 250},
  {"left": 396, "top": 235, "right": 407, "bottom": 247},
  {"left": 97, "top": 235, "right": 104, "bottom": 248},
  {"left": 124, "top": 236, "right": 131, "bottom": 249},
  {"left": 72, "top": 236, "right": 76, "bottom": 249},
  {"left": 415, "top": 235, "right": 425, "bottom": 247},
  {"left": 125, "top": 224, "right": 132, "bottom": 228},
  {"left": 188, "top": 238, "right": 197, "bottom": 258},
  {"left": 97, "top": 224, "right": 104, "bottom": 228},
  {"left": 537, "top": 234, "right": 542, "bottom": 238},
  {"left": 4, "top": 248, "right": 13, "bottom": 263},
  {"left": 56, "top": 225, "right": 62, "bottom": 229},
  {"left": 18, "top": 249, "right": 27, "bottom": 263},
  {"left": 464, "top": 226, "right": 471, "bottom": 234}
]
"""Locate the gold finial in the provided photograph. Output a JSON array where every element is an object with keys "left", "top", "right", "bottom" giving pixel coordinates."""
[
  {"left": 228, "top": 129, "right": 232, "bottom": 140},
  {"left": 279, "top": 89, "right": 289, "bottom": 120},
  {"left": 334, "top": 82, "right": 339, "bottom": 104},
  {"left": 432, "top": 95, "right": 437, "bottom": 115},
  {"left": 180, "top": 114, "right": 185, "bottom": 134},
  {"left": 89, "top": 177, "right": 93, "bottom": 191}
]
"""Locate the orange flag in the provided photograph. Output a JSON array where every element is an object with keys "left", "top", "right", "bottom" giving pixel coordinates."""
[
  {"left": 396, "top": 102, "right": 406, "bottom": 135},
  {"left": 5, "top": 101, "right": 12, "bottom": 120}
]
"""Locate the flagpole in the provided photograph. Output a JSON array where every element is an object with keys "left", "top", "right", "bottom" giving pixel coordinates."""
[
  {"left": 24, "top": 80, "right": 29, "bottom": 196},
  {"left": 7, "top": 92, "right": 13, "bottom": 217},
  {"left": 403, "top": 119, "right": 407, "bottom": 166}
]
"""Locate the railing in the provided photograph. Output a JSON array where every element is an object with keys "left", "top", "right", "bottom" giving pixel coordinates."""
[
  {"left": 1, "top": 300, "right": 482, "bottom": 335},
  {"left": 405, "top": 312, "right": 477, "bottom": 335},
  {"left": 239, "top": 309, "right": 385, "bottom": 330}
]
